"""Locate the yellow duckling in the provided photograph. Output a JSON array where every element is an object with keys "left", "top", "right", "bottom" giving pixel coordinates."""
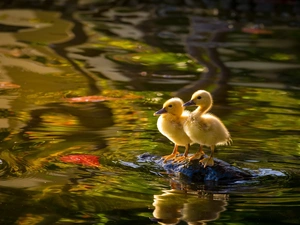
[
  {"left": 154, "top": 98, "right": 192, "bottom": 162},
  {"left": 183, "top": 90, "right": 232, "bottom": 167}
]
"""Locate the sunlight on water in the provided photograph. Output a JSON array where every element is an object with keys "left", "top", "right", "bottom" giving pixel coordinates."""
[{"left": 0, "top": 1, "right": 299, "bottom": 224}]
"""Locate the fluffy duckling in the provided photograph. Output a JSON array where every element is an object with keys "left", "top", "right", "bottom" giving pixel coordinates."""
[
  {"left": 154, "top": 98, "right": 192, "bottom": 162},
  {"left": 183, "top": 90, "right": 232, "bottom": 167}
]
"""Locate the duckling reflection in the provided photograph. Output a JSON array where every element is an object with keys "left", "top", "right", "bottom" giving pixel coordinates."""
[
  {"left": 152, "top": 189, "right": 228, "bottom": 225},
  {"left": 154, "top": 98, "right": 192, "bottom": 162}
]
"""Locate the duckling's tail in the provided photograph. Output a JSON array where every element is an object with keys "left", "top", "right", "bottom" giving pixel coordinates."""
[{"left": 225, "top": 137, "right": 233, "bottom": 146}]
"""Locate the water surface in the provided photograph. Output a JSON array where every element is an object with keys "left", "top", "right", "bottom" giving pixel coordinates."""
[{"left": 0, "top": 1, "right": 299, "bottom": 224}]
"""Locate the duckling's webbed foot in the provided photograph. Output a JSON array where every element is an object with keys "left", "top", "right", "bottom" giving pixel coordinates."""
[
  {"left": 173, "top": 144, "right": 190, "bottom": 163},
  {"left": 162, "top": 153, "right": 179, "bottom": 162},
  {"left": 173, "top": 155, "right": 188, "bottom": 163},
  {"left": 162, "top": 145, "right": 179, "bottom": 162},
  {"left": 188, "top": 152, "right": 203, "bottom": 161},
  {"left": 200, "top": 145, "right": 215, "bottom": 167},
  {"left": 188, "top": 146, "right": 205, "bottom": 162},
  {"left": 200, "top": 157, "right": 214, "bottom": 168}
]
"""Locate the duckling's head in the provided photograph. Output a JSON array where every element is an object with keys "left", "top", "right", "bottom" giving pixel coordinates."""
[
  {"left": 154, "top": 97, "right": 184, "bottom": 117},
  {"left": 183, "top": 90, "right": 213, "bottom": 112}
]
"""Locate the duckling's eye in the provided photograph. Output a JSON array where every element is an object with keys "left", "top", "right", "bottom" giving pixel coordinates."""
[
  {"left": 168, "top": 104, "right": 173, "bottom": 108},
  {"left": 197, "top": 96, "right": 202, "bottom": 99}
]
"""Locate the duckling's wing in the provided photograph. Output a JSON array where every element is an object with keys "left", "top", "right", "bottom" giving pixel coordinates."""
[
  {"left": 203, "top": 113, "right": 231, "bottom": 145},
  {"left": 196, "top": 114, "right": 214, "bottom": 131}
]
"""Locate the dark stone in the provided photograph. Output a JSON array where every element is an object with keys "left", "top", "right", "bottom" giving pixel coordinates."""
[{"left": 137, "top": 153, "right": 253, "bottom": 182}]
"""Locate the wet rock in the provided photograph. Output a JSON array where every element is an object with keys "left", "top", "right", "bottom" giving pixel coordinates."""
[{"left": 137, "top": 153, "right": 253, "bottom": 182}]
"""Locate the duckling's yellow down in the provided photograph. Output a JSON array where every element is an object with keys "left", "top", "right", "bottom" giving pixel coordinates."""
[
  {"left": 183, "top": 90, "right": 232, "bottom": 167},
  {"left": 154, "top": 97, "right": 192, "bottom": 162}
]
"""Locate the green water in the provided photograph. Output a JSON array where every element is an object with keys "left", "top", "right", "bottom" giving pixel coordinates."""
[{"left": 0, "top": 1, "right": 299, "bottom": 224}]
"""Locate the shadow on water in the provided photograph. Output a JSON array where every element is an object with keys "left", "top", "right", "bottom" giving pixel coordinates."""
[
  {"left": 174, "top": 16, "right": 232, "bottom": 103},
  {"left": 0, "top": 0, "right": 300, "bottom": 224},
  {"left": 49, "top": 0, "right": 102, "bottom": 96}
]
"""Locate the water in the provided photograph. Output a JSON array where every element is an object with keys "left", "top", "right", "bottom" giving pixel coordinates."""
[{"left": 0, "top": 1, "right": 300, "bottom": 224}]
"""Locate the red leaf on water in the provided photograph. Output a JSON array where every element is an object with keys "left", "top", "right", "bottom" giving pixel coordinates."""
[
  {"left": 65, "top": 96, "right": 117, "bottom": 102},
  {"left": 64, "top": 94, "right": 142, "bottom": 103},
  {"left": 60, "top": 154, "right": 100, "bottom": 167},
  {"left": 242, "top": 27, "right": 273, "bottom": 35},
  {"left": 0, "top": 82, "right": 20, "bottom": 89}
]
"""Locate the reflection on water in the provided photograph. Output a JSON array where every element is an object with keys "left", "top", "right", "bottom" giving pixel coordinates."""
[
  {"left": 152, "top": 189, "right": 228, "bottom": 225},
  {"left": 0, "top": 0, "right": 300, "bottom": 224}
]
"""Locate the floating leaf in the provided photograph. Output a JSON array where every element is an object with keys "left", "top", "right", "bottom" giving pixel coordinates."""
[
  {"left": 60, "top": 154, "right": 100, "bottom": 167},
  {"left": 65, "top": 96, "right": 118, "bottom": 102},
  {"left": 242, "top": 27, "right": 273, "bottom": 35},
  {"left": 0, "top": 82, "right": 20, "bottom": 89},
  {"left": 65, "top": 94, "right": 142, "bottom": 103}
]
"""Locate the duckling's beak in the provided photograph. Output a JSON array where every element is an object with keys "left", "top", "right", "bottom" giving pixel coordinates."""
[
  {"left": 183, "top": 100, "right": 195, "bottom": 107},
  {"left": 153, "top": 108, "right": 167, "bottom": 116}
]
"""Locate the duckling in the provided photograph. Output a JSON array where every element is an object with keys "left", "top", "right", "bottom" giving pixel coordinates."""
[
  {"left": 183, "top": 90, "right": 232, "bottom": 167},
  {"left": 154, "top": 98, "right": 192, "bottom": 162}
]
